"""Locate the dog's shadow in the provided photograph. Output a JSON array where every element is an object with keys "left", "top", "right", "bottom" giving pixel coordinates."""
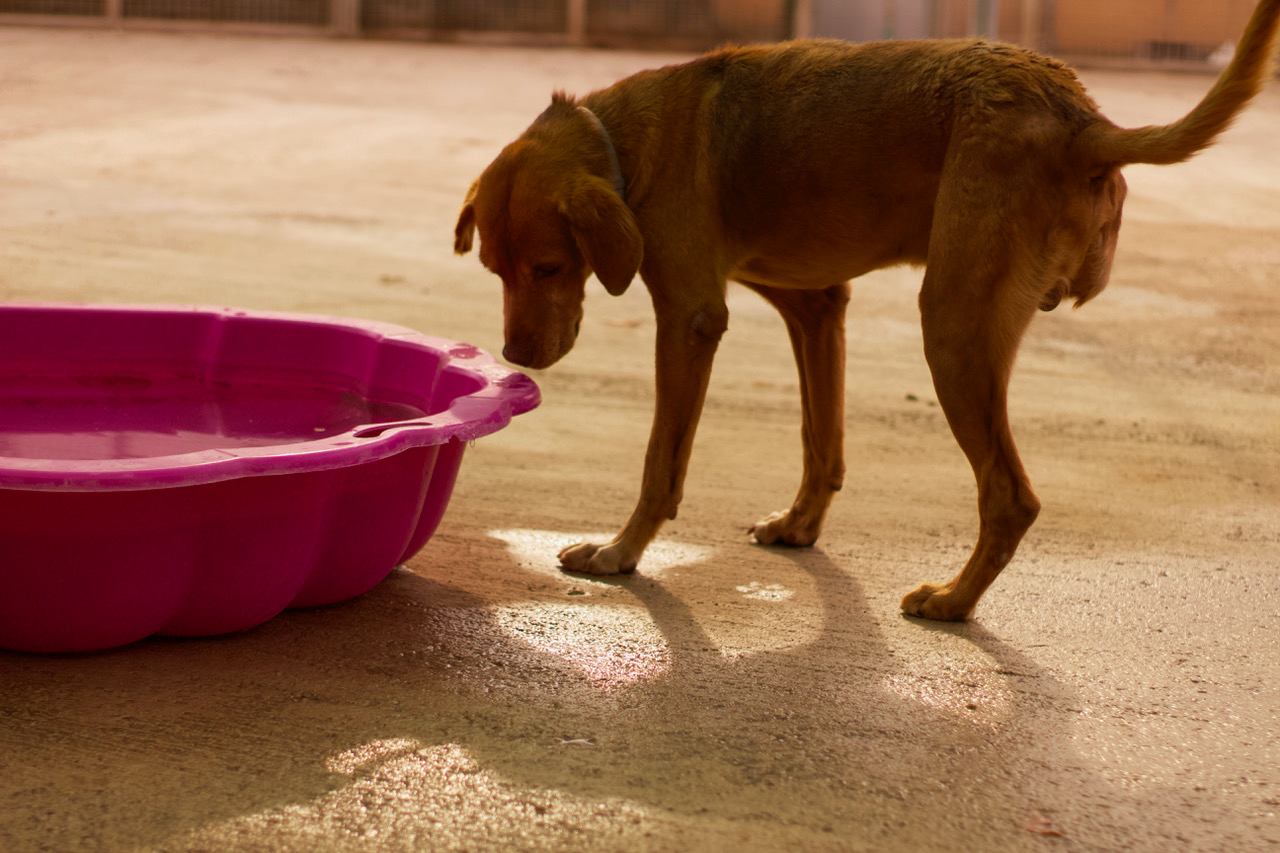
[{"left": 0, "top": 531, "right": 1090, "bottom": 848}]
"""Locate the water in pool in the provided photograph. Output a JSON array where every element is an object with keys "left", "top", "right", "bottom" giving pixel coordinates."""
[{"left": 0, "top": 373, "right": 427, "bottom": 460}]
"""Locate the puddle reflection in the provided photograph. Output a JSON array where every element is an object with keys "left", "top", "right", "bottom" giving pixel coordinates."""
[
  {"left": 492, "top": 602, "right": 670, "bottom": 690},
  {"left": 183, "top": 742, "right": 652, "bottom": 848},
  {"left": 489, "top": 528, "right": 714, "bottom": 582}
]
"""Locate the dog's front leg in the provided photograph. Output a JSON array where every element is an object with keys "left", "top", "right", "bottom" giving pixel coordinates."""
[{"left": 559, "top": 292, "right": 728, "bottom": 575}]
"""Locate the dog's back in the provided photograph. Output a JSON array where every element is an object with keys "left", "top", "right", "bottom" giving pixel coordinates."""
[{"left": 646, "top": 39, "right": 1101, "bottom": 284}]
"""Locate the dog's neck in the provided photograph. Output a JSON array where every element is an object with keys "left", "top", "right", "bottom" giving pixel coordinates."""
[{"left": 577, "top": 105, "right": 627, "bottom": 201}]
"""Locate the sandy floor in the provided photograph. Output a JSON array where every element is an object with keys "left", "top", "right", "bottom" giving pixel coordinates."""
[{"left": 1, "top": 26, "right": 1277, "bottom": 852}]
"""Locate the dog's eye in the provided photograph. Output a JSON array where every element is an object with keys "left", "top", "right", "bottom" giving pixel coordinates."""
[{"left": 532, "top": 263, "right": 562, "bottom": 280}]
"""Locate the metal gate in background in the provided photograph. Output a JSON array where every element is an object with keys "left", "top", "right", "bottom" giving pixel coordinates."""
[
  {"left": 0, "top": 0, "right": 793, "bottom": 45},
  {"left": 0, "top": 0, "right": 1262, "bottom": 64},
  {"left": 361, "top": 0, "right": 568, "bottom": 37},
  {"left": 123, "top": 0, "right": 328, "bottom": 24},
  {"left": 802, "top": 0, "right": 1257, "bottom": 64}
]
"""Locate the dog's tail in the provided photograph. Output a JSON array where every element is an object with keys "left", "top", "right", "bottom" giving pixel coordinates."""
[{"left": 1074, "top": 0, "right": 1280, "bottom": 166}]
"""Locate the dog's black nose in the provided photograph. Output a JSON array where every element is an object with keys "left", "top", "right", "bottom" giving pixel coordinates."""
[
  {"left": 502, "top": 343, "right": 527, "bottom": 366},
  {"left": 504, "top": 342, "right": 543, "bottom": 368}
]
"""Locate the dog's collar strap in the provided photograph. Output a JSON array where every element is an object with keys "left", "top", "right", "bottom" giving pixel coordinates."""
[{"left": 578, "top": 105, "right": 627, "bottom": 201}]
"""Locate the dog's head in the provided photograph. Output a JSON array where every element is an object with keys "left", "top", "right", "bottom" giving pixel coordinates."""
[{"left": 454, "top": 97, "right": 643, "bottom": 369}]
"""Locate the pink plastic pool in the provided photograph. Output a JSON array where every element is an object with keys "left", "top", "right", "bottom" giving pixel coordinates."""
[{"left": 0, "top": 305, "right": 539, "bottom": 654}]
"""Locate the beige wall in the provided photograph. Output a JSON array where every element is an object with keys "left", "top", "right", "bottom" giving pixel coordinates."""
[
  {"left": 709, "top": 0, "right": 788, "bottom": 40},
  {"left": 1053, "top": 0, "right": 1256, "bottom": 56},
  {"left": 841, "top": 0, "right": 1255, "bottom": 56},
  {"left": 931, "top": 0, "right": 1020, "bottom": 39}
]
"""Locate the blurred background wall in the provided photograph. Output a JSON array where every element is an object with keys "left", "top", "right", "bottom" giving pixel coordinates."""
[{"left": 0, "top": 0, "right": 1260, "bottom": 65}]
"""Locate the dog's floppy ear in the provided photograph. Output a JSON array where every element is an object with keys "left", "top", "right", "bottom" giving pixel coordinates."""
[
  {"left": 560, "top": 176, "right": 642, "bottom": 296},
  {"left": 454, "top": 179, "right": 479, "bottom": 255}
]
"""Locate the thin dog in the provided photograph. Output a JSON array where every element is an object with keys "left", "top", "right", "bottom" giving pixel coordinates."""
[{"left": 454, "top": 1, "right": 1280, "bottom": 620}]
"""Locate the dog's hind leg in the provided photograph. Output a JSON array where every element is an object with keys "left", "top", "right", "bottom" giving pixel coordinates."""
[
  {"left": 901, "top": 168, "right": 1047, "bottom": 620},
  {"left": 901, "top": 266, "right": 1043, "bottom": 621},
  {"left": 741, "top": 281, "right": 850, "bottom": 547}
]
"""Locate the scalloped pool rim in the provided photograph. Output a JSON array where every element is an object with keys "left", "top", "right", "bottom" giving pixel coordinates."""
[{"left": 0, "top": 304, "right": 540, "bottom": 491}]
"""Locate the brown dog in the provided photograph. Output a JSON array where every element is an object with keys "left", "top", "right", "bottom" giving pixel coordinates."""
[{"left": 455, "top": 1, "right": 1280, "bottom": 621}]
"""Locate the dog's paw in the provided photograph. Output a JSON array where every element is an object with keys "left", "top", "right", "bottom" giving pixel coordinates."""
[
  {"left": 749, "top": 509, "right": 819, "bottom": 547},
  {"left": 900, "top": 583, "right": 973, "bottom": 622},
  {"left": 557, "top": 541, "right": 637, "bottom": 576}
]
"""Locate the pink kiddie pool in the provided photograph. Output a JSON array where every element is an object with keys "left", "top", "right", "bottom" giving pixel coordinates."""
[{"left": 0, "top": 305, "right": 539, "bottom": 654}]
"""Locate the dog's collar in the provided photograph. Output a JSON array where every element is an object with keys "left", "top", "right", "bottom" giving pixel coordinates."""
[{"left": 577, "top": 105, "right": 627, "bottom": 201}]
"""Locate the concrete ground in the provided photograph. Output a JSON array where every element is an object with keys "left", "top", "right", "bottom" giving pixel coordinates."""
[{"left": 1, "top": 26, "right": 1277, "bottom": 852}]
